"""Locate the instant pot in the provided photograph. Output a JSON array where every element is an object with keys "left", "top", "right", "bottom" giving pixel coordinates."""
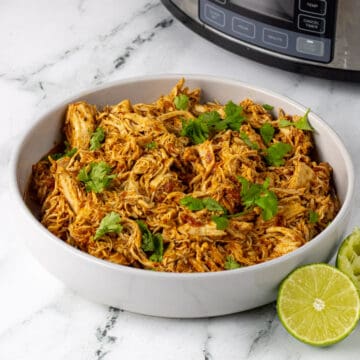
[{"left": 161, "top": 0, "right": 360, "bottom": 81}]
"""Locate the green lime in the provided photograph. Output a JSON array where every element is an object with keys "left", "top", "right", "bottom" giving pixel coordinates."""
[
  {"left": 277, "top": 263, "right": 360, "bottom": 346},
  {"left": 336, "top": 227, "right": 360, "bottom": 294}
]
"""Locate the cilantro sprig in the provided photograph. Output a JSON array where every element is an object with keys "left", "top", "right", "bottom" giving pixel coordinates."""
[
  {"left": 137, "top": 220, "right": 164, "bottom": 262},
  {"left": 279, "top": 109, "right": 313, "bottom": 131},
  {"left": 94, "top": 212, "right": 122, "bottom": 240},
  {"left": 180, "top": 101, "right": 245, "bottom": 144},
  {"left": 90, "top": 127, "right": 105, "bottom": 151},
  {"left": 78, "top": 161, "right": 115, "bottom": 193},
  {"left": 238, "top": 177, "right": 278, "bottom": 221}
]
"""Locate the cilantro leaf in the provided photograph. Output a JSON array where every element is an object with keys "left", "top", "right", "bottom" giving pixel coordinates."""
[
  {"left": 180, "top": 196, "right": 205, "bottom": 211},
  {"left": 238, "top": 177, "right": 278, "bottom": 220},
  {"left": 260, "top": 123, "right": 275, "bottom": 145},
  {"left": 51, "top": 141, "right": 77, "bottom": 160},
  {"left": 137, "top": 220, "right": 164, "bottom": 262},
  {"left": 295, "top": 109, "right": 313, "bottom": 131},
  {"left": 262, "top": 104, "right": 274, "bottom": 111},
  {"left": 240, "top": 131, "right": 259, "bottom": 150},
  {"left": 174, "top": 94, "right": 189, "bottom": 110},
  {"left": 255, "top": 190, "right": 278, "bottom": 221},
  {"left": 180, "top": 196, "right": 226, "bottom": 213},
  {"left": 145, "top": 141, "right": 157, "bottom": 150},
  {"left": 90, "top": 127, "right": 105, "bottom": 151},
  {"left": 180, "top": 117, "right": 210, "bottom": 145},
  {"left": 137, "top": 220, "right": 155, "bottom": 252},
  {"left": 78, "top": 161, "right": 116, "bottom": 193},
  {"left": 279, "top": 109, "right": 313, "bottom": 131},
  {"left": 94, "top": 212, "right": 122, "bottom": 240},
  {"left": 202, "top": 197, "right": 227, "bottom": 213},
  {"left": 181, "top": 111, "right": 224, "bottom": 144},
  {"left": 264, "top": 142, "right": 292, "bottom": 166},
  {"left": 309, "top": 210, "right": 319, "bottom": 224},
  {"left": 279, "top": 119, "right": 293, "bottom": 128},
  {"left": 211, "top": 215, "right": 229, "bottom": 230},
  {"left": 224, "top": 256, "right": 241, "bottom": 270},
  {"left": 224, "top": 101, "right": 245, "bottom": 131}
]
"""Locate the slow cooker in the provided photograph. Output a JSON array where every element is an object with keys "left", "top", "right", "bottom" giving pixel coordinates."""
[{"left": 161, "top": 0, "right": 360, "bottom": 81}]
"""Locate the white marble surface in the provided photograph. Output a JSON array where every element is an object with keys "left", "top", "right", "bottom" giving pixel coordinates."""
[{"left": 1, "top": 1, "right": 360, "bottom": 359}]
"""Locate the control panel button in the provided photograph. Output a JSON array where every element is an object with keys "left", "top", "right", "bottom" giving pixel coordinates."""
[
  {"left": 232, "top": 17, "right": 255, "bottom": 38},
  {"left": 204, "top": 4, "right": 226, "bottom": 27},
  {"left": 298, "top": 14, "right": 325, "bottom": 33},
  {"left": 299, "top": 0, "right": 327, "bottom": 16},
  {"left": 263, "top": 28, "right": 288, "bottom": 49},
  {"left": 296, "top": 37, "right": 325, "bottom": 56}
]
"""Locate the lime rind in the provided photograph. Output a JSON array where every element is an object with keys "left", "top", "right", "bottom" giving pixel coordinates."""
[
  {"left": 336, "top": 227, "right": 360, "bottom": 295},
  {"left": 277, "top": 263, "right": 360, "bottom": 347}
]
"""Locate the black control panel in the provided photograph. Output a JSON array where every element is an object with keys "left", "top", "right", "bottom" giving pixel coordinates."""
[{"left": 199, "top": 0, "right": 336, "bottom": 63}]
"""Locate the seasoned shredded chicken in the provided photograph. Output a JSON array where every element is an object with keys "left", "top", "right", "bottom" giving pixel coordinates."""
[{"left": 30, "top": 79, "right": 340, "bottom": 272}]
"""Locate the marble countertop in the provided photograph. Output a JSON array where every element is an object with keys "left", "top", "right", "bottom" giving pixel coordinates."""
[{"left": 1, "top": 1, "right": 360, "bottom": 359}]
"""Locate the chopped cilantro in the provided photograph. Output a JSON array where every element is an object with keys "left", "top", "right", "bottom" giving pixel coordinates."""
[
  {"left": 260, "top": 123, "right": 275, "bottom": 145},
  {"left": 224, "top": 256, "right": 241, "bottom": 270},
  {"left": 262, "top": 104, "right": 274, "bottom": 111},
  {"left": 145, "top": 141, "right": 157, "bottom": 150},
  {"left": 137, "top": 220, "right": 164, "bottom": 262},
  {"left": 211, "top": 215, "right": 229, "bottom": 230},
  {"left": 238, "top": 177, "right": 278, "bottom": 221},
  {"left": 174, "top": 94, "right": 189, "bottom": 110},
  {"left": 264, "top": 142, "right": 292, "bottom": 166},
  {"left": 240, "top": 131, "right": 259, "bottom": 150},
  {"left": 78, "top": 161, "right": 115, "bottom": 193},
  {"left": 279, "top": 109, "right": 313, "bottom": 131},
  {"left": 94, "top": 212, "right": 122, "bottom": 240},
  {"left": 90, "top": 127, "right": 105, "bottom": 151},
  {"left": 309, "top": 210, "right": 319, "bottom": 224}
]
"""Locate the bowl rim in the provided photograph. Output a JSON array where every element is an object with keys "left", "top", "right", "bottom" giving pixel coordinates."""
[{"left": 9, "top": 73, "right": 355, "bottom": 279}]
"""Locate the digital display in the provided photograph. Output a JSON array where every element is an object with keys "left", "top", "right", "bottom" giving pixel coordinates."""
[{"left": 230, "top": 0, "right": 295, "bottom": 22}]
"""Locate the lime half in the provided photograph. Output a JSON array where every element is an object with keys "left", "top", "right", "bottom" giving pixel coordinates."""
[
  {"left": 277, "top": 263, "right": 360, "bottom": 346},
  {"left": 336, "top": 227, "right": 360, "bottom": 294}
]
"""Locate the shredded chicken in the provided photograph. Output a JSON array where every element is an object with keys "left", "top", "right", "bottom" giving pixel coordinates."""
[{"left": 30, "top": 79, "right": 340, "bottom": 272}]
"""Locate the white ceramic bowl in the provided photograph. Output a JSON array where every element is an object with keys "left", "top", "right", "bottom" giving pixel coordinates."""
[{"left": 10, "top": 75, "right": 354, "bottom": 318}]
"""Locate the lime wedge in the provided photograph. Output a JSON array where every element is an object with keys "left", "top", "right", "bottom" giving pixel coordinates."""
[
  {"left": 277, "top": 263, "right": 360, "bottom": 346},
  {"left": 336, "top": 227, "right": 360, "bottom": 294}
]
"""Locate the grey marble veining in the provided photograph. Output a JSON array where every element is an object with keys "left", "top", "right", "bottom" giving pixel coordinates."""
[{"left": 1, "top": 0, "right": 360, "bottom": 359}]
